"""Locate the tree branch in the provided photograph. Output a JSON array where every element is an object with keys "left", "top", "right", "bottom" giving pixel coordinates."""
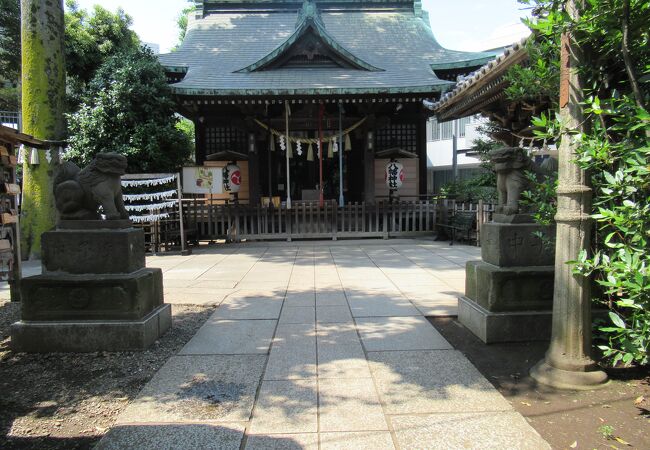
[{"left": 621, "top": 0, "right": 646, "bottom": 110}]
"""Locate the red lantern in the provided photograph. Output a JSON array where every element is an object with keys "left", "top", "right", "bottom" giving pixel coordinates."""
[
  {"left": 385, "top": 160, "right": 404, "bottom": 190},
  {"left": 223, "top": 162, "right": 241, "bottom": 193}
]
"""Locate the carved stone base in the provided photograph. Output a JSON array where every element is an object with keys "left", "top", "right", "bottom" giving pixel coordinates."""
[
  {"left": 10, "top": 304, "right": 171, "bottom": 353},
  {"left": 481, "top": 222, "right": 555, "bottom": 267},
  {"left": 20, "top": 268, "right": 163, "bottom": 321},
  {"left": 465, "top": 261, "right": 554, "bottom": 312},
  {"left": 42, "top": 227, "right": 145, "bottom": 275},
  {"left": 530, "top": 359, "right": 609, "bottom": 391},
  {"left": 458, "top": 296, "right": 552, "bottom": 343}
]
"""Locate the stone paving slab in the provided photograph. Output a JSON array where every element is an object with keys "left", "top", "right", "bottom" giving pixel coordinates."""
[
  {"left": 117, "top": 355, "right": 265, "bottom": 424},
  {"left": 245, "top": 433, "right": 319, "bottom": 450},
  {"left": 367, "top": 350, "right": 512, "bottom": 414},
  {"left": 318, "top": 378, "right": 388, "bottom": 432},
  {"left": 213, "top": 297, "right": 284, "bottom": 320},
  {"left": 95, "top": 242, "right": 549, "bottom": 449},
  {"left": 355, "top": 316, "right": 453, "bottom": 351},
  {"left": 316, "top": 306, "right": 354, "bottom": 324},
  {"left": 97, "top": 423, "right": 246, "bottom": 450},
  {"left": 348, "top": 296, "right": 421, "bottom": 317},
  {"left": 317, "top": 325, "right": 371, "bottom": 379},
  {"left": 319, "top": 432, "right": 395, "bottom": 450},
  {"left": 390, "top": 412, "right": 551, "bottom": 449},
  {"left": 284, "top": 292, "right": 316, "bottom": 307},
  {"left": 180, "top": 320, "right": 277, "bottom": 355},
  {"left": 279, "top": 306, "right": 316, "bottom": 325},
  {"left": 249, "top": 380, "right": 318, "bottom": 434},
  {"left": 265, "top": 324, "right": 317, "bottom": 380}
]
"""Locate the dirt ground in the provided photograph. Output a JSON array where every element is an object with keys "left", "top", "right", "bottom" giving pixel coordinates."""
[
  {"left": 429, "top": 317, "right": 650, "bottom": 450},
  {"left": 0, "top": 299, "right": 215, "bottom": 450}
]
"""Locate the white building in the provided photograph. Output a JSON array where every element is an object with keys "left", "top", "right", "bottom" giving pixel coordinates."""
[{"left": 426, "top": 115, "right": 487, "bottom": 194}]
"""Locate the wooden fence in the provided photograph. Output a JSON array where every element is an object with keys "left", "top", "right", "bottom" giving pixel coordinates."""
[
  {"left": 134, "top": 198, "right": 498, "bottom": 249},
  {"left": 183, "top": 200, "right": 438, "bottom": 242}
]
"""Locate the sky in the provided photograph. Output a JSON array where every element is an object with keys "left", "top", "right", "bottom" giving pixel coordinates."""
[{"left": 66, "top": 0, "right": 531, "bottom": 54}]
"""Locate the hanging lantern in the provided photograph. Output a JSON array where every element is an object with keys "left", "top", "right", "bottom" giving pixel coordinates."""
[
  {"left": 307, "top": 143, "right": 314, "bottom": 162},
  {"left": 30, "top": 148, "right": 40, "bottom": 165},
  {"left": 223, "top": 162, "right": 242, "bottom": 193},
  {"left": 345, "top": 134, "right": 352, "bottom": 152},
  {"left": 385, "top": 160, "right": 404, "bottom": 190}
]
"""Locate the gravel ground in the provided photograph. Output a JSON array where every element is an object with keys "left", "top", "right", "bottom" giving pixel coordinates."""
[{"left": 0, "top": 299, "right": 215, "bottom": 450}]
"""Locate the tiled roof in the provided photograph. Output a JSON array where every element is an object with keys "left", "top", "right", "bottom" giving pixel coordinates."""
[
  {"left": 159, "top": 7, "right": 495, "bottom": 97},
  {"left": 433, "top": 37, "right": 530, "bottom": 120}
]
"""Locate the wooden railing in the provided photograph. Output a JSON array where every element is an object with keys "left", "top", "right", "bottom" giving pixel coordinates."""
[{"left": 182, "top": 200, "right": 438, "bottom": 242}]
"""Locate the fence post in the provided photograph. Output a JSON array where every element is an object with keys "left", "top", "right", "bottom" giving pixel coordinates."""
[{"left": 477, "top": 199, "right": 484, "bottom": 247}]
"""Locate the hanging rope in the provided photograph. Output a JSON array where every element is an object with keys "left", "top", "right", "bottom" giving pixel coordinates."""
[{"left": 254, "top": 117, "right": 366, "bottom": 145}]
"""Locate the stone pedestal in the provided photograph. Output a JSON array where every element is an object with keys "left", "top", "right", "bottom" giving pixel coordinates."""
[
  {"left": 11, "top": 224, "right": 171, "bottom": 353},
  {"left": 458, "top": 222, "right": 555, "bottom": 343}
]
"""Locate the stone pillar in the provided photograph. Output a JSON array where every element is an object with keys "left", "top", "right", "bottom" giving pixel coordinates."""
[
  {"left": 20, "top": 0, "right": 66, "bottom": 259},
  {"left": 363, "top": 118, "right": 376, "bottom": 204},
  {"left": 530, "top": 0, "right": 608, "bottom": 389},
  {"left": 195, "top": 119, "right": 207, "bottom": 165},
  {"left": 417, "top": 112, "right": 428, "bottom": 196}
]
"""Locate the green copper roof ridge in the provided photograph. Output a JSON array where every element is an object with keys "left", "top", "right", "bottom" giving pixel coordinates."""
[
  {"left": 168, "top": 82, "right": 453, "bottom": 97},
  {"left": 430, "top": 54, "right": 496, "bottom": 71},
  {"left": 235, "top": 2, "right": 383, "bottom": 73}
]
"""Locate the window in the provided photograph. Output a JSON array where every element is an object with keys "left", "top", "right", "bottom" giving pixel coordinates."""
[
  {"left": 428, "top": 116, "right": 474, "bottom": 141},
  {"left": 376, "top": 123, "right": 417, "bottom": 153},
  {"left": 205, "top": 126, "right": 247, "bottom": 154}
]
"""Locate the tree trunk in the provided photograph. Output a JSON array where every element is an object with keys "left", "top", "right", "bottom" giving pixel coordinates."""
[
  {"left": 20, "top": 0, "right": 66, "bottom": 259},
  {"left": 530, "top": 0, "right": 608, "bottom": 390}
]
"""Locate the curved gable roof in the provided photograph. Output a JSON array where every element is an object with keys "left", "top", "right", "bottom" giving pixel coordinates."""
[{"left": 160, "top": 3, "right": 495, "bottom": 97}]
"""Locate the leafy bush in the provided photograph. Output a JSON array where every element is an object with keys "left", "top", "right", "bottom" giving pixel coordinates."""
[
  {"left": 517, "top": 0, "right": 650, "bottom": 367},
  {"left": 572, "top": 98, "right": 649, "bottom": 366},
  {"left": 66, "top": 47, "right": 192, "bottom": 173}
]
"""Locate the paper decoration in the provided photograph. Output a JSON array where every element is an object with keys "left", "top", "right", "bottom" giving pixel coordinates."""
[
  {"left": 279, "top": 135, "right": 286, "bottom": 151},
  {"left": 30, "top": 149, "right": 39, "bottom": 165},
  {"left": 296, "top": 140, "right": 303, "bottom": 156},
  {"left": 223, "top": 162, "right": 241, "bottom": 193},
  {"left": 125, "top": 200, "right": 178, "bottom": 212},
  {"left": 345, "top": 134, "right": 352, "bottom": 152},
  {"left": 17, "top": 145, "right": 24, "bottom": 164},
  {"left": 130, "top": 213, "right": 170, "bottom": 224},
  {"left": 316, "top": 141, "right": 321, "bottom": 158},
  {"left": 307, "top": 143, "right": 314, "bottom": 161},
  {"left": 332, "top": 138, "right": 339, "bottom": 154},
  {"left": 385, "top": 160, "right": 405, "bottom": 190},
  {"left": 254, "top": 117, "right": 367, "bottom": 145},
  {"left": 123, "top": 189, "right": 177, "bottom": 202},
  {"left": 45, "top": 149, "right": 53, "bottom": 164},
  {"left": 121, "top": 175, "right": 177, "bottom": 188}
]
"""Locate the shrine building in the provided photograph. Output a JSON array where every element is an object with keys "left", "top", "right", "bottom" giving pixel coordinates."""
[{"left": 160, "top": 0, "right": 494, "bottom": 208}]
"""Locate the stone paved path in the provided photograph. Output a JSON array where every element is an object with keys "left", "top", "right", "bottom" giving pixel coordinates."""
[{"left": 97, "top": 240, "right": 550, "bottom": 449}]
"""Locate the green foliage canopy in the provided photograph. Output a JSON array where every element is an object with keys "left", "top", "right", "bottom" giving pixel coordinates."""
[{"left": 66, "top": 48, "right": 192, "bottom": 173}]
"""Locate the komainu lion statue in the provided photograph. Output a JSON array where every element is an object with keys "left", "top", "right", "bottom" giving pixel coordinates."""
[
  {"left": 54, "top": 152, "right": 130, "bottom": 221},
  {"left": 489, "top": 147, "right": 557, "bottom": 215}
]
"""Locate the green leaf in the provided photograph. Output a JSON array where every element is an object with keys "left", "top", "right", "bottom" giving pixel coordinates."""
[{"left": 609, "top": 312, "right": 626, "bottom": 329}]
